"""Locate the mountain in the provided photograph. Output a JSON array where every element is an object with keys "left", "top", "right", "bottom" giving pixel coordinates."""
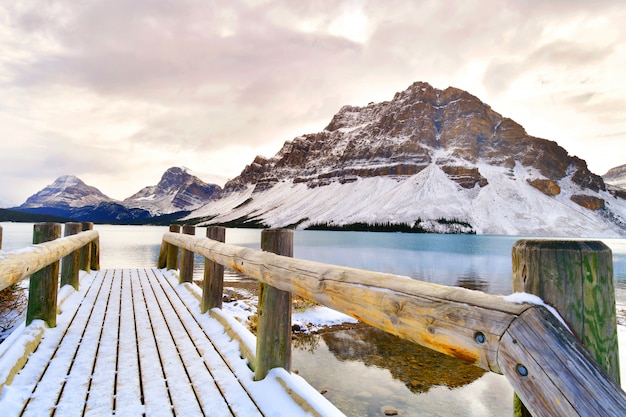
[
  {"left": 12, "top": 168, "right": 220, "bottom": 224},
  {"left": 14, "top": 175, "right": 152, "bottom": 223},
  {"left": 186, "top": 81, "right": 626, "bottom": 237},
  {"left": 20, "top": 175, "right": 113, "bottom": 209},
  {"left": 124, "top": 167, "right": 221, "bottom": 215},
  {"left": 603, "top": 164, "right": 626, "bottom": 200},
  {"left": 604, "top": 164, "right": 626, "bottom": 188}
]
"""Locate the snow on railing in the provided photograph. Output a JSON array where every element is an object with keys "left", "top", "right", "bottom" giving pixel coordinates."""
[{"left": 162, "top": 227, "right": 626, "bottom": 417}]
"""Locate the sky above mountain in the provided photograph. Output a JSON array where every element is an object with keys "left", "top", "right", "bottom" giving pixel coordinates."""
[{"left": 1, "top": 0, "right": 625, "bottom": 206}]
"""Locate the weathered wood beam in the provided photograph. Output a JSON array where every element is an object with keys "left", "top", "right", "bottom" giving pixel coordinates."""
[
  {"left": 164, "top": 231, "right": 523, "bottom": 371},
  {"left": 512, "top": 239, "right": 620, "bottom": 416},
  {"left": 163, "top": 232, "right": 626, "bottom": 416},
  {"left": 0, "top": 230, "right": 99, "bottom": 292}
]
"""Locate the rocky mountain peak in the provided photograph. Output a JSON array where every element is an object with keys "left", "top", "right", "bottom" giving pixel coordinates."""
[
  {"left": 604, "top": 164, "right": 626, "bottom": 186},
  {"left": 224, "top": 82, "right": 605, "bottom": 196},
  {"left": 124, "top": 166, "right": 221, "bottom": 215},
  {"left": 189, "top": 81, "right": 626, "bottom": 236},
  {"left": 20, "top": 175, "right": 112, "bottom": 208}
]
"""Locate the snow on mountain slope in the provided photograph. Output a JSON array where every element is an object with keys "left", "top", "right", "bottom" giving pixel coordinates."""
[
  {"left": 604, "top": 164, "right": 626, "bottom": 189},
  {"left": 186, "top": 81, "right": 626, "bottom": 237},
  {"left": 20, "top": 175, "right": 113, "bottom": 208},
  {"left": 124, "top": 167, "right": 221, "bottom": 215},
  {"left": 187, "top": 159, "right": 626, "bottom": 237}
]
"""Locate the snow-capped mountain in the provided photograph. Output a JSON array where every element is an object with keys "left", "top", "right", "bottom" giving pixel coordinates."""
[
  {"left": 187, "top": 82, "right": 626, "bottom": 237},
  {"left": 13, "top": 168, "right": 222, "bottom": 223},
  {"left": 124, "top": 167, "right": 221, "bottom": 215},
  {"left": 20, "top": 175, "right": 113, "bottom": 209},
  {"left": 604, "top": 164, "right": 626, "bottom": 189}
]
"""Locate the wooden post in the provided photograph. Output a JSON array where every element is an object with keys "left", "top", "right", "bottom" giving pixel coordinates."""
[
  {"left": 157, "top": 234, "right": 168, "bottom": 269},
  {"left": 255, "top": 229, "right": 293, "bottom": 381},
  {"left": 79, "top": 222, "right": 93, "bottom": 273},
  {"left": 512, "top": 239, "right": 619, "bottom": 416},
  {"left": 90, "top": 234, "right": 100, "bottom": 271},
  {"left": 179, "top": 225, "right": 195, "bottom": 284},
  {"left": 26, "top": 223, "right": 62, "bottom": 327},
  {"left": 60, "top": 223, "right": 82, "bottom": 290},
  {"left": 201, "top": 226, "right": 226, "bottom": 313},
  {"left": 166, "top": 224, "right": 181, "bottom": 270},
  {"left": 0, "top": 224, "right": 3, "bottom": 249}
]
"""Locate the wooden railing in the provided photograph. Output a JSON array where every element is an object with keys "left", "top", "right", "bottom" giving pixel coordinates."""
[
  {"left": 160, "top": 226, "right": 626, "bottom": 417},
  {"left": 0, "top": 222, "right": 100, "bottom": 327}
]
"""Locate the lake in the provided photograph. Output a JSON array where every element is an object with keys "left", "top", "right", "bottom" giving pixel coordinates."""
[{"left": 2, "top": 222, "right": 626, "bottom": 416}]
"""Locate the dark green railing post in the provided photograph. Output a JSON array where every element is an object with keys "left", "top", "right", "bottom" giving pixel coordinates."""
[
  {"left": 26, "top": 223, "right": 62, "bottom": 327},
  {"left": 512, "top": 240, "right": 619, "bottom": 416}
]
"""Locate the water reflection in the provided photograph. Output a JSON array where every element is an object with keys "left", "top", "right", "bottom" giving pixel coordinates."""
[
  {"left": 322, "top": 327, "right": 485, "bottom": 393},
  {"left": 293, "top": 326, "right": 513, "bottom": 417},
  {"left": 456, "top": 273, "right": 489, "bottom": 292}
]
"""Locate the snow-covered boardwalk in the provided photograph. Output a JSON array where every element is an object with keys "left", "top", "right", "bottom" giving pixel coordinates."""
[{"left": 0, "top": 268, "right": 339, "bottom": 417}]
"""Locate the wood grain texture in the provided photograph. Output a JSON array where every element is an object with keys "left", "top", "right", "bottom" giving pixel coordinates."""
[
  {"left": 60, "top": 223, "right": 81, "bottom": 290},
  {"left": 26, "top": 223, "right": 62, "bottom": 327},
  {"left": 164, "top": 232, "right": 626, "bottom": 415},
  {"left": 0, "top": 230, "right": 99, "bottom": 292},
  {"left": 178, "top": 225, "right": 195, "bottom": 284},
  {"left": 166, "top": 225, "right": 180, "bottom": 270},
  {"left": 498, "top": 306, "right": 626, "bottom": 417},
  {"left": 79, "top": 222, "right": 93, "bottom": 273},
  {"left": 202, "top": 226, "right": 226, "bottom": 313},
  {"left": 164, "top": 232, "right": 525, "bottom": 373},
  {"left": 512, "top": 240, "right": 619, "bottom": 382},
  {"left": 255, "top": 229, "right": 293, "bottom": 381}
]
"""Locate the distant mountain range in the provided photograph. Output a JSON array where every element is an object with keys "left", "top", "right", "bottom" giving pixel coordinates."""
[
  {"left": 5, "top": 82, "right": 626, "bottom": 236},
  {"left": 9, "top": 167, "right": 221, "bottom": 224}
]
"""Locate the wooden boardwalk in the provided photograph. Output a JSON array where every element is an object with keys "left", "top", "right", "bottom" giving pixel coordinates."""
[{"left": 7, "top": 268, "right": 269, "bottom": 417}]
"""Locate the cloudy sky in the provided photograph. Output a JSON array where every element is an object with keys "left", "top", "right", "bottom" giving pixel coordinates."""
[{"left": 1, "top": 0, "right": 625, "bottom": 206}]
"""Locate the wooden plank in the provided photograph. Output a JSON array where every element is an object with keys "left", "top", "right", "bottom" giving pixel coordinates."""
[
  {"left": 130, "top": 268, "right": 173, "bottom": 415},
  {"left": 52, "top": 270, "right": 114, "bottom": 415},
  {"left": 84, "top": 269, "right": 123, "bottom": 414},
  {"left": 143, "top": 268, "right": 235, "bottom": 416},
  {"left": 114, "top": 269, "right": 144, "bottom": 414},
  {"left": 19, "top": 271, "right": 106, "bottom": 415},
  {"left": 154, "top": 268, "right": 264, "bottom": 416},
  {"left": 0, "top": 230, "right": 99, "bottom": 291},
  {"left": 137, "top": 268, "right": 204, "bottom": 416}
]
